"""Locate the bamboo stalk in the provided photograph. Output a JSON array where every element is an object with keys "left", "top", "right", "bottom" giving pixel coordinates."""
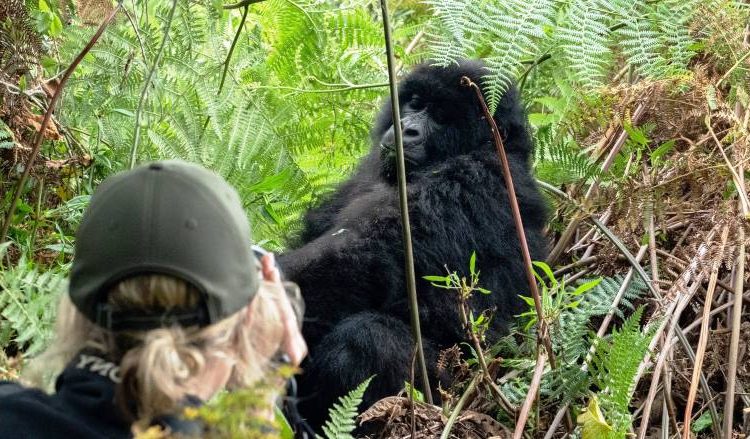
[{"left": 379, "top": 0, "right": 432, "bottom": 403}]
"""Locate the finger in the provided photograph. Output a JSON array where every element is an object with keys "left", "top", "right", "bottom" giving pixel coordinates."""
[
  {"left": 274, "top": 283, "right": 307, "bottom": 365},
  {"left": 260, "top": 254, "right": 281, "bottom": 283}
]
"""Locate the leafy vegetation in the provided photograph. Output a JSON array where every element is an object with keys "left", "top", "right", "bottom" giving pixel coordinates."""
[
  {"left": 2, "top": 0, "right": 750, "bottom": 437},
  {"left": 321, "top": 376, "right": 373, "bottom": 439}
]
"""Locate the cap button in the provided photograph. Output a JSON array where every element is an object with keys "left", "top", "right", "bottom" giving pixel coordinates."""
[{"left": 149, "top": 163, "right": 163, "bottom": 170}]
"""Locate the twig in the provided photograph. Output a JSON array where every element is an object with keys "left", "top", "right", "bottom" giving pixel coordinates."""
[
  {"left": 464, "top": 77, "right": 568, "bottom": 434},
  {"left": 223, "top": 0, "right": 265, "bottom": 8},
  {"left": 410, "top": 343, "right": 418, "bottom": 438},
  {"left": 197, "top": 4, "right": 251, "bottom": 143},
  {"left": 440, "top": 374, "right": 479, "bottom": 439},
  {"left": 380, "top": 0, "right": 432, "bottom": 403},
  {"left": 724, "top": 226, "right": 745, "bottom": 438},
  {"left": 681, "top": 292, "right": 750, "bottom": 335},
  {"left": 461, "top": 77, "right": 556, "bottom": 369},
  {"left": 683, "top": 226, "right": 729, "bottom": 438},
  {"left": 637, "top": 285, "right": 698, "bottom": 439},
  {"left": 219, "top": 5, "right": 250, "bottom": 92},
  {"left": 645, "top": 167, "right": 661, "bottom": 295},
  {"left": 122, "top": 6, "right": 147, "bottom": 62},
  {"left": 128, "top": 0, "right": 179, "bottom": 170},
  {"left": 589, "top": 216, "right": 660, "bottom": 299},
  {"left": 0, "top": 4, "right": 122, "bottom": 243},
  {"left": 457, "top": 301, "right": 516, "bottom": 415},
  {"left": 706, "top": 116, "right": 750, "bottom": 217},
  {"left": 250, "top": 82, "right": 389, "bottom": 94},
  {"left": 513, "top": 349, "right": 546, "bottom": 439},
  {"left": 396, "top": 30, "right": 424, "bottom": 73},
  {"left": 716, "top": 49, "right": 750, "bottom": 88}
]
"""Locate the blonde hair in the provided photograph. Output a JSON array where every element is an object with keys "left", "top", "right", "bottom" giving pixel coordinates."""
[{"left": 27, "top": 274, "right": 292, "bottom": 421}]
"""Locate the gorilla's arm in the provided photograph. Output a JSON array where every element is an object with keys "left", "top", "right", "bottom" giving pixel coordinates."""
[
  {"left": 294, "top": 154, "right": 381, "bottom": 245},
  {"left": 279, "top": 184, "right": 406, "bottom": 344}
]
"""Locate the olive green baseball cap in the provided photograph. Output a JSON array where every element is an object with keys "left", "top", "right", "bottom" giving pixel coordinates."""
[{"left": 69, "top": 160, "right": 258, "bottom": 331}]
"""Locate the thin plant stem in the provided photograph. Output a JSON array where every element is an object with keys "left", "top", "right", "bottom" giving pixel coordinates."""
[
  {"left": 683, "top": 226, "right": 729, "bottom": 438},
  {"left": 458, "top": 301, "right": 516, "bottom": 415},
  {"left": 223, "top": 0, "right": 265, "bottom": 9},
  {"left": 461, "top": 77, "right": 556, "bottom": 368},
  {"left": 379, "top": 0, "right": 432, "bottom": 404},
  {"left": 514, "top": 349, "right": 546, "bottom": 439},
  {"left": 128, "top": 0, "right": 179, "bottom": 170},
  {"left": 219, "top": 5, "right": 250, "bottom": 92},
  {"left": 724, "top": 227, "right": 745, "bottom": 438},
  {"left": 440, "top": 374, "right": 479, "bottom": 439}
]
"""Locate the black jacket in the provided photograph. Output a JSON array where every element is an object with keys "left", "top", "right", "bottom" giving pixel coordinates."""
[{"left": 0, "top": 350, "right": 202, "bottom": 438}]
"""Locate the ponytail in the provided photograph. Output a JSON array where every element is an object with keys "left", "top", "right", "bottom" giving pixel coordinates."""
[{"left": 117, "top": 327, "right": 205, "bottom": 420}]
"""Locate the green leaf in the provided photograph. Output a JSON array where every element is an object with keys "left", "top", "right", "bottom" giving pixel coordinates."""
[
  {"left": 691, "top": 410, "right": 713, "bottom": 433},
  {"left": 469, "top": 251, "right": 477, "bottom": 276},
  {"left": 403, "top": 381, "right": 424, "bottom": 402},
  {"left": 275, "top": 405, "right": 295, "bottom": 439},
  {"left": 423, "top": 275, "right": 448, "bottom": 282},
  {"left": 249, "top": 169, "right": 294, "bottom": 193},
  {"left": 532, "top": 261, "right": 557, "bottom": 289},
  {"left": 321, "top": 376, "right": 374, "bottom": 439},
  {"left": 263, "top": 204, "right": 282, "bottom": 225},
  {"left": 571, "top": 278, "right": 602, "bottom": 296},
  {"left": 623, "top": 120, "right": 648, "bottom": 147},
  {"left": 649, "top": 140, "right": 676, "bottom": 166},
  {"left": 111, "top": 108, "right": 135, "bottom": 117}
]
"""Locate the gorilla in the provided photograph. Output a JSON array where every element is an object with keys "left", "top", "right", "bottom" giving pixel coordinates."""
[{"left": 279, "top": 60, "right": 548, "bottom": 428}]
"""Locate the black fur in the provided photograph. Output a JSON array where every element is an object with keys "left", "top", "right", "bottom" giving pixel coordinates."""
[{"left": 279, "top": 60, "right": 548, "bottom": 428}]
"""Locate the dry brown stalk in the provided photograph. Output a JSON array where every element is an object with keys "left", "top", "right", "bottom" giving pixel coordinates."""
[
  {"left": 724, "top": 225, "right": 745, "bottom": 438},
  {"left": 683, "top": 225, "right": 730, "bottom": 438},
  {"left": 462, "top": 76, "right": 566, "bottom": 435},
  {"left": 706, "top": 116, "right": 750, "bottom": 217},
  {"left": 513, "top": 349, "right": 546, "bottom": 439},
  {"left": 636, "top": 282, "right": 701, "bottom": 439}
]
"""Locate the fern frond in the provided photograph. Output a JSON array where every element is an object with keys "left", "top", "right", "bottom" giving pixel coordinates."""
[
  {"left": 555, "top": 274, "right": 648, "bottom": 361},
  {"left": 617, "top": 5, "right": 669, "bottom": 79},
  {"left": 557, "top": 0, "right": 612, "bottom": 89},
  {"left": 478, "top": 0, "right": 556, "bottom": 111},
  {"left": 321, "top": 376, "right": 373, "bottom": 439},
  {"left": 0, "top": 251, "right": 64, "bottom": 357},
  {"left": 589, "top": 307, "right": 656, "bottom": 434}
]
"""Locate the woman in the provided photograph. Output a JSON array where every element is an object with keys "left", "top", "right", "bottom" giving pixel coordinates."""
[{"left": 0, "top": 160, "right": 307, "bottom": 438}]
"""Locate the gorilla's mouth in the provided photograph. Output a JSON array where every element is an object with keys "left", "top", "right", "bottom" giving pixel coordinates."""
[{"left": 379, "top": 143, "right": 420, "bottom": 166}]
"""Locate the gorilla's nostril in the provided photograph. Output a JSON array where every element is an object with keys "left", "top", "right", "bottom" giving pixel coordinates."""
[{"left": 403, "top": 128, "right": 420, "bottom": 138}]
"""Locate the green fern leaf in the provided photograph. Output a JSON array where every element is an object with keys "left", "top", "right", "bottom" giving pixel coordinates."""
[
  {"left": 557, "top": 0, "right": 613, "bottom": 88},
  {"left": 320, "top": 376, "right": 373, "bottom": 439}
]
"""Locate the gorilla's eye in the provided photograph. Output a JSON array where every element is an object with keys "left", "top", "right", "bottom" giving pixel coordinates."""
[{"left": 409, "top": 94, "right": 426, "bottom": 111}]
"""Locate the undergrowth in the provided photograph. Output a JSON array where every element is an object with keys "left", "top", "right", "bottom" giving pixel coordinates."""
[{"left": 2, "top": 0, "right": 750, "bottom": 437}]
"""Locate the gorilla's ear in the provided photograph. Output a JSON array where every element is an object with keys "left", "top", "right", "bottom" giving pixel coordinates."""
[{"left": 493, "top": 85, "right": 534, "bottom": 160}]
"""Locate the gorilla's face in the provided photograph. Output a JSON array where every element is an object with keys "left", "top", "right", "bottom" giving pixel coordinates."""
[{"left": 372, "top": 61, "right": 493, "bottom": 180}]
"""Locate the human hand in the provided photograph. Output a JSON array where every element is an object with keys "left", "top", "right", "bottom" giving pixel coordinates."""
[{"left": 260, "top": 253, "right": 307, "bottom": 366}]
